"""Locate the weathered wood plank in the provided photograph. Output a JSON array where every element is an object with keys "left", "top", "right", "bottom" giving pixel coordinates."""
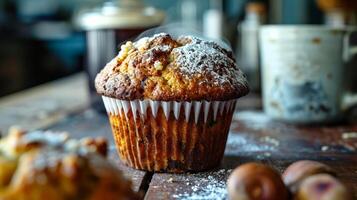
[
  {"left": 146, "top": 111, "right": 357, "bottom": 200},
  {"left": 0, "top": 73, "right": 89, "bottom": 133},
  {"left": 47, "top": 109, "right": 148, "bottom": 193}
]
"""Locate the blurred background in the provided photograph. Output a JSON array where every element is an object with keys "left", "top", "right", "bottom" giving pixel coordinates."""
[{"left": 0, "top": 0, "right": 356, "bottom": 97}]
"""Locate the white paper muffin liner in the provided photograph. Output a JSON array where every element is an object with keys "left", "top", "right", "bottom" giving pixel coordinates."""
[
  {"left": 102, "top": 96, "right": 238, "bottom": 172},
  {"left": 102, "top": 96, "right": 237, "bottom": 124}
]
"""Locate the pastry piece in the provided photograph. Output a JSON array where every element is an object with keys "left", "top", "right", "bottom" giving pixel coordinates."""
[
  {"left": 95, "top": 33, "right": 249, "bottom": 172},
  {"left": 0, "top": 127, "right": 139, "bottom": 200}
]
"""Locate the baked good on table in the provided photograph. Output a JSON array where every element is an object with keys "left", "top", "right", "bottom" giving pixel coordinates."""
[
  {"left": 95, "top": 33, "right": 249, "bottom": 172},
  {"left": 283, "top": 160, "right": 352, "bottom": 200},
  {"left": 227, "top": 162, "right": 289, "bottom": 200},
  {"left": 227, "top": 161, "right": 352, "bottom": 200},
  {"left": 0, "top": 127, "right": 139, "bottom": 200}
]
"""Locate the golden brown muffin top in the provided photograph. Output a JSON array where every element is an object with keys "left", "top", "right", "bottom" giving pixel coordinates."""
[
  {"left": 95, "top": 33, "right": 249, "bottom": 101},
  {"left": 0, "top": 127, "right": 139, "bottom": 200}
]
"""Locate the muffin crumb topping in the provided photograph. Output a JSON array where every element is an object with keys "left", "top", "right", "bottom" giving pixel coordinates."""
[
  {"left": 95, "top": 33, "right": 249, "bottom": 101},
  {"left": 118, "top": 41, "right": 134, "bottom": 61},
  {"left": 154, "top": 60, "right": 164, "bottom": 71}
]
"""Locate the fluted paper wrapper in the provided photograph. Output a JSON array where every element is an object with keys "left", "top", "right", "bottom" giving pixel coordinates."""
[{"left": 102, "top": 96, "right": 236, "bottom": 172}]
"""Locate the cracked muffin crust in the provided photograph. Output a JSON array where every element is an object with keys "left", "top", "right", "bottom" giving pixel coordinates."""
[{"left": 95, "top": 33, "right": 249, "bottom": 101}]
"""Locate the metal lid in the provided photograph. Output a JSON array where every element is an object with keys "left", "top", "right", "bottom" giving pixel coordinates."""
[{"left": 74, "top": 0, "right": 165, "bottom": 30}]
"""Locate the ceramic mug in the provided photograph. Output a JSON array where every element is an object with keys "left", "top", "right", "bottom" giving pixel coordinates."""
[{"left": 260, "top": 25, "right": 357, "bottom": 123}]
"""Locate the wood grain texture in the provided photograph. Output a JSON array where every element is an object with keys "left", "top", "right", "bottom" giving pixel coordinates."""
[
  {"left": 0, "top": 73, "right": 89, "bottom": 134},
  {"left": 146, "top": 110, "right": 357, "bottom": 200}
]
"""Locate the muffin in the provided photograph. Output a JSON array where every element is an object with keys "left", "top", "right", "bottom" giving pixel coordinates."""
[
  {"left": 0, "top": 127, "right": 139, "bottom": 200},
  {"left": 95, "top": 33, "right": 249, "bottom": 172}
]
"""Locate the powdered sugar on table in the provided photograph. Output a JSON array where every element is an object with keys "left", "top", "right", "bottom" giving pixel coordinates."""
[{"left": 171, "top": 169, "right": 230, "bottom": 200}]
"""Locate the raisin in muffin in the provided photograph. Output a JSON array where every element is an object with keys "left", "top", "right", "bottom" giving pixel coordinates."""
[
  {"left": 0, "top": 127, "right": 139, "bottom": 200},
  {"left": 95, "top": 33, "right": 249, "bottom": 172}
]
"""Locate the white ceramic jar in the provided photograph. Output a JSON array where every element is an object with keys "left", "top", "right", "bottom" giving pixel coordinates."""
[{"left": 260, "top": 25, "right": 357, "bottom": 123}]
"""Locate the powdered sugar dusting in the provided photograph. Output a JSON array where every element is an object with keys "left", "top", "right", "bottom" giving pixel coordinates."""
[
  {"left": 172, "top": 35, "right": 247, "bottom": 86},
  {"left": 171, "top": 169, "right": 229, "bottom": 200},
  {"left": 134, "top": 33, "right": 172, "bottom": 51},
  {"left": 134, "top": 33, "right": 248, "bottom": 87},
  {"left": 97, "top": 32, "right": 249, "bottom": 100},
  {"left": 225, "top": 133, "right": 278, "bottom": 156}
]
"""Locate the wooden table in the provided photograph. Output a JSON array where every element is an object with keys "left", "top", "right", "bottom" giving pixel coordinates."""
[{"left": 1, "top": 73, "right": 356, "bottom": 199}]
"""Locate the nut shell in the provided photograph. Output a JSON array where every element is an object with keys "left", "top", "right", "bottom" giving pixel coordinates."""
[
  {"left": 227, "top": 162, "right": 289, "bottom": 200},
  {"left": 283, "top": 160, "right": 336, "bottom": 193}
]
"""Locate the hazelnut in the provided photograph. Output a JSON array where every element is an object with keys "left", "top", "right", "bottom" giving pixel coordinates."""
[
  {"left": 295, "top": 174, "right": 352, "bottom": 200},
  {"left": 227, "top": 162, "right": 289, "bottom": 200},
  {"left": 283, "top": 160, "right": 336, "bottom": 193}
]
